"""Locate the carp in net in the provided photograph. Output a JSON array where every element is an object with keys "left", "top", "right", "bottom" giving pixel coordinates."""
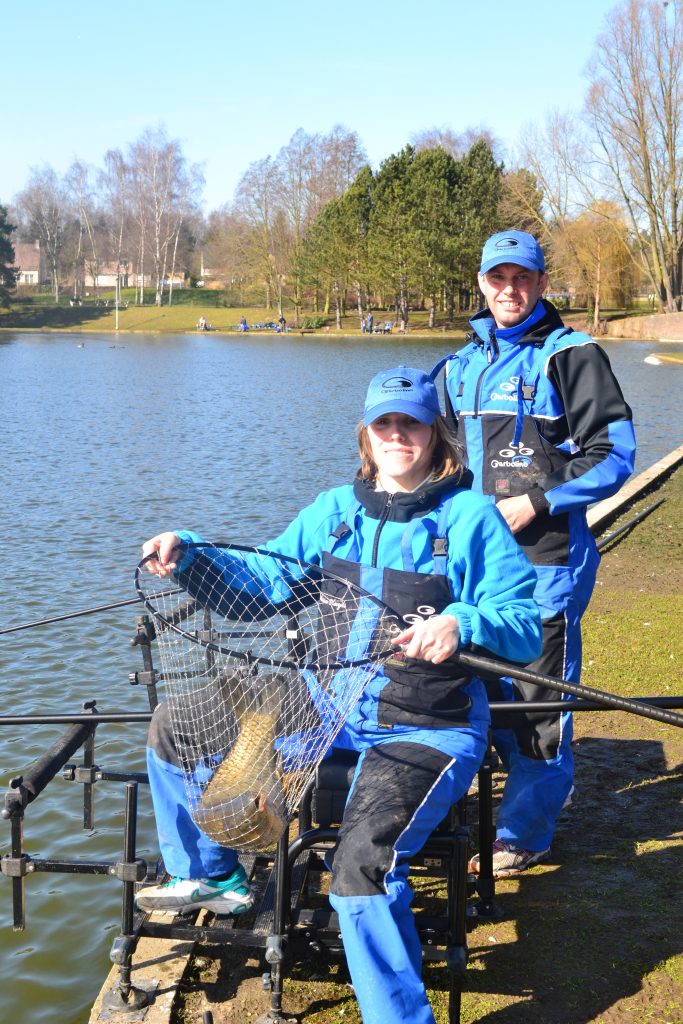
[{"left": 135, "top": 542, "right": 398, "bottom": 852}]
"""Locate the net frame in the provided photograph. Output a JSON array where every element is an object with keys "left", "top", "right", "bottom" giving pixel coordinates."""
[{"left": 135, "top": 542, "right": 398, "bottom": 852}]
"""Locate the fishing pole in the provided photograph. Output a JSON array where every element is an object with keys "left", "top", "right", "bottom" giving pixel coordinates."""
[
  {"left": 454, "top": 649, "right": 683, "bottom": 728},
  {"left": 596, "top": 497, "right": 665, "bottom": 552},
  {"left": 0, "top": 588, "right": 181, "bottom": 636}
]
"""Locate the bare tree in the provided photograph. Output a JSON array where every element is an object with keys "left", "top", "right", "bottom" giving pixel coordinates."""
[
  {"left": 100, "top": 148, "right": 130, "bottom": 302},
  {"left": 411, "top": 126, "right": 502, "bottom": 162},
  {"left": 553, "top": 202, "right": 637, "bottom": 330},
  {"left": 16, "top": 166, "right": 68, "bottom": 302},
  {"left": 514, "top": 112, "right": 636, "bottom": 322},
  {"left": 126, "top": 127, "right": 204, "bottom": 306},
  {"left": 498, "top": 168, "right": 546, "bottom": 236},
  {"left": 234, "top": 156, "right": 282, "bottom": 309},
  {"left": 585, "top": 0, "right": 683, "bottom": 310},
  {"left": 65, "top": 160, "right": 102, "bottom": 300}
]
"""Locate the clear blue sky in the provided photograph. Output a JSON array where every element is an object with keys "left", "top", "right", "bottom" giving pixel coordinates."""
[{"left": 3, "top": 0, "right": 620, "bottom": 213}]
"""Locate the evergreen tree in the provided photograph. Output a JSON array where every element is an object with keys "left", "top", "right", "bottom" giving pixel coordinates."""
[
  {"left": 408, "top": 147, "right": 461, "bottom": 325},
  {"left": 0, "top": 205, "right": 17, "bottom": 306},
  {"left": 367, "top": 146, "right": 419, "bottom": 325},
  {"left": 456, "top": 140, "right": 502, "bottom": 286}
]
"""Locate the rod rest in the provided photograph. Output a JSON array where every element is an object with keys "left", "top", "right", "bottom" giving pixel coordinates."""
[{"left": 2, "top": 706, "right": 98, "bottom": 817}]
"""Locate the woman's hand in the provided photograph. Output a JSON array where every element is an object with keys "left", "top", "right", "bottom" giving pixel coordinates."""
[
  {"left": 391, "top": 614, "right": 460, "bottom": 664},
  {"left": 141, "top": 532, "right": 182, "bottom": 577}
]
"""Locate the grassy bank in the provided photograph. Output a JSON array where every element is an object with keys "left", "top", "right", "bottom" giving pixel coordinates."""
[
  {"left": 171, "top": 469, "right": 683, "bottom": 1024},
  {"left": 0, "top": 293, "right": 642, "bottom": 339}
]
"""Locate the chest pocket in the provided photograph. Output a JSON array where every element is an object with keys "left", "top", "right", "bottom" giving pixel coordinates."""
[
  {"left": 379, "top": 562, "right": 473, "bottom": 730},
  {"left": 325, "top": 497, "right": 474, "bottom": 730}
]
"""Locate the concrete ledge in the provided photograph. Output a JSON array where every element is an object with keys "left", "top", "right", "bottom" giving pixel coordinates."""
[
  {"left": 587, "top": 444, "right": 683, "bottom": 533},
  {"left": 89, "top": 915, "right": 201, "bottom": 1024}
]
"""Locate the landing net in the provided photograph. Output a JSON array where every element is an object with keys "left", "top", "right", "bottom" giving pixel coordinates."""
[{"left": 135, "top": 542, "right": 397, "bottom": 851}]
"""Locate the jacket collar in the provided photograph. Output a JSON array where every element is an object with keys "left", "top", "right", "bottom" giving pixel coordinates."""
[
  {"left": 353, "top": 471, "right": 472, "bottom": 522},
  {"left": 469, "top": 299, "right": 565, "bottom": 348}
]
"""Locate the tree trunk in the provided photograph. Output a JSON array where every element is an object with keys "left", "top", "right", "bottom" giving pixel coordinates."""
[
  {"left": 333, "top": 282, "right": 342, "bottom": 329},
  {"left": 399, "top": 273, "right": 409, "bottom": 326},
  {"left": 168, "top": 229, "right": 180, "bottom": 306},
  {"left": 592, "top": 257, "right": 602, "bottom": 333}
]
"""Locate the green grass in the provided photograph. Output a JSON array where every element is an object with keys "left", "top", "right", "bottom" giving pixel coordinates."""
[{"left": 1, "top": 290, "right": 643, "bottom": 338}]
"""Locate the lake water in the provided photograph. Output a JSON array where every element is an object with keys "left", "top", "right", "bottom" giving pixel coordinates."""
[{"left": 0, "top": 329, "right": 680, "bottom": 1024}]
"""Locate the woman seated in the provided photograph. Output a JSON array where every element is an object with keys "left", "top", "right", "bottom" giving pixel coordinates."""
[{"left": 136, "top": 364, "right": 542, "bottom": 1024}]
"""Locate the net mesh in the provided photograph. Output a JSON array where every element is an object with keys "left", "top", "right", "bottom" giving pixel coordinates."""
[{"left": 135, "top": 542, "right": 397, "bottom": 851}]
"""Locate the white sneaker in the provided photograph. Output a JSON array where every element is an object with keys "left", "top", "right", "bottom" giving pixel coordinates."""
[
  {"left": 468, "top": 839, "right": 550, "bottom": 878},
  {"left": 136, "top": 864, "right": 254, "bottom": 915}
]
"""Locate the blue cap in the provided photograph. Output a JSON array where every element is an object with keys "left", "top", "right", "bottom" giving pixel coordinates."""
[
  {"left": 480, "top": 230, "right": 545, "bottom": 275},
  {"left": 363, "top": 366, "right": 441, "bottom": 426}
]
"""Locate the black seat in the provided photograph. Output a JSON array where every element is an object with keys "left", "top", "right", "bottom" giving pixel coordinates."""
[{"left": 260, "top": 748, "right": 475, "bottom": 1024}]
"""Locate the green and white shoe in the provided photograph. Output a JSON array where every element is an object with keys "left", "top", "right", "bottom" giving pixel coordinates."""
[{"left": 136, "top": 864, "right": 254, "bottom": 915}]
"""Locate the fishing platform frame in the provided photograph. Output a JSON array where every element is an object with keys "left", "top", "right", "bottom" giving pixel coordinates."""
[{"left": 3, "top": 608, "right": 682, "bottom": 1024}]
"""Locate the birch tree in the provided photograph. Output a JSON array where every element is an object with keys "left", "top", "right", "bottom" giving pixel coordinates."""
[
  {"left": 100, "top": 149, "right": 130, "bottom": 302},
  {"left": 65, "top": 160, "right": 102, "bottom": 300},
  {"left": 16, "top": 166, "right": 68, "bottom": 302},
  {"left": 126, "top": 127, "right": 203, "bottom": 306}
]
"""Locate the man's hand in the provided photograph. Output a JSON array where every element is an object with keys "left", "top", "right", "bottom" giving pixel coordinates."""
[
  {"left": 142, "top": 532, "right": 182, "bottom": 577},
  {"left": 391, "top": 614, "right": 460, "bottom": 664},
  {"left": 496, "top": 494, "right": 537, "bottom": 534}
]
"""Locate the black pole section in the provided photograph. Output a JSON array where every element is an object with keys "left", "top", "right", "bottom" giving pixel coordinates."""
[
  {"left": 103, "top": 783, "right": 148, "bottom": 1014},
  {"left": 454, "top": 651, "right": 683, "bottom": 728},
  {"left": 119, "top": 782, "right": 138, "bottom": 997},
  {"left": 0, "top": 586, "right": 181, "bottom": 635},
  {"left": 9, "top": 813, "right": 25, "bottom": 931},
  {"left": 0, "top": 713, "right": 153, "bottom": 725},
  {"left": 474, "top": 745, "right": 500, "bottom": 919},
  {"left": 487, "top": 697, "right": 683, "bottom": 713},
  {"left": 596, "top": 497, "right": 665, "bottom": 552},
  {"left": 4, "top": 716, "right": 97, "bottom": 811},
  {"left": 0, "top": 596, "right": 143, "bottom": 634},
  {"left": 1, "top": 698, "right": 682, "bottom": 729},
  {"left": 264, "top": 826, "right": 291, "bottom": 1017},
  {"left": 83, "top": 727, "right": 95, "bottom": 830}
]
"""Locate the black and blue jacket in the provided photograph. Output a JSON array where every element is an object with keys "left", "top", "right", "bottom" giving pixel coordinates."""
[{"left": 437, "top": 300, "right": 636, "bottom": 618}]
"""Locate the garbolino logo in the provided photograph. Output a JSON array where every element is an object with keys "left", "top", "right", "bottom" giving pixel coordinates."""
[
  {"left": 496, "top": 237, "right": 520, "bottom": 250},
  {"left": 382, "top": 376, "right": 414, "bottom": 392},
  {"left": 491, "top": 376, "right": 520, "bottom": 402},
  {"left": 492, "top": 445, "right": 534, "bottom": 469},
  {"left": 402, "top": 604, "right": 437, "bottom": 626}
]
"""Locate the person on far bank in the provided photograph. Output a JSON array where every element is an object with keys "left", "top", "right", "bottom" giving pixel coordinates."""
[{"left": 432, "top": 230, "right": 636, "bottom": 877}]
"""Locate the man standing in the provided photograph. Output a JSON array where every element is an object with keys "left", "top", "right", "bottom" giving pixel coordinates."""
[{"left": 434, "top": 230, "right": 636, "bottom": 876}]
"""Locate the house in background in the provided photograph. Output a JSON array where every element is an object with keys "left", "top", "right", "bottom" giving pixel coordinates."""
[
  {"left": 14, "top": 241, "right": 48, "bottom": 286},
  {"left": 84, "top": 261, "right": 131, "bottom": 290}
]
